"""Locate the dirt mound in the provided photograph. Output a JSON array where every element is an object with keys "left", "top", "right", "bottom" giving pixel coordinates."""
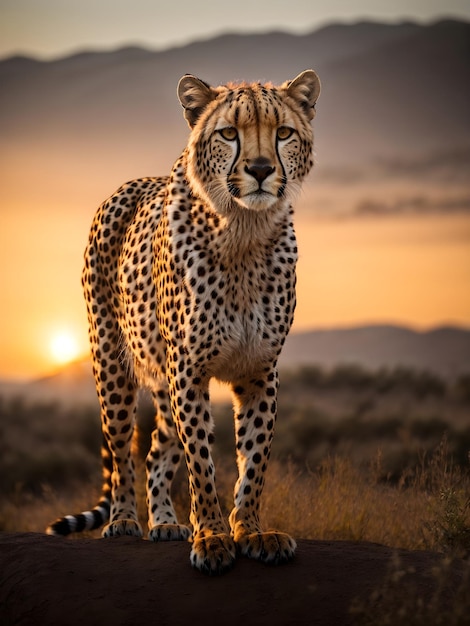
[{"left": 0, "top": 533, "right": 464, "bottom": 625}]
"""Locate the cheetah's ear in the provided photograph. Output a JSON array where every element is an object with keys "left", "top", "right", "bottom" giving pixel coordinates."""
[
  {"left": 285, "top": 70, "right": 321, "bottom": 121},
  {"left": 178, "top": 74, "right": 217, "bottom": 128}
]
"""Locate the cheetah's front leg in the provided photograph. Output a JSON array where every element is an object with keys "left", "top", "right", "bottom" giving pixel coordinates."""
[
  {"left": 167, "top": 361, "right": 236, "bottom": 575},
  {"left": 229, "top": 370, "right": 296, "bottom": 564}
]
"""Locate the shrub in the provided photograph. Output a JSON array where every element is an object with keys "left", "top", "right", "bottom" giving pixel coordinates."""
[{"left": 0, "top": 396, "right": 101, "bottom": 494}]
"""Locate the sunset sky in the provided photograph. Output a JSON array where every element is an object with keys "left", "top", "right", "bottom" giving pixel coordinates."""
[{"left": 1, "top": 1, "right": 469, "bottom": 381}]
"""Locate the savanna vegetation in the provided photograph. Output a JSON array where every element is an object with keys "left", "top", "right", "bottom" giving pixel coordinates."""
[
  {"left": 2, "top": 364, "right": 469, "bottom": 623},
  {"left": 2, "top": 364, "right": 469, "bottom": 554}
]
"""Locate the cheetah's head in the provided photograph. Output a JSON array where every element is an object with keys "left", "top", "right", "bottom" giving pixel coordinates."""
[{"left": 178, "top": 71, "right": 320, "bottom": 214}]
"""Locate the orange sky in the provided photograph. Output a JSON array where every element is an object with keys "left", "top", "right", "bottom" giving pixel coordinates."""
[
  {"left": 295, "top": 211, "right": 470, "bottom": 330},
  {"left": 1, "top": 189, "right": 469, "bottom": 381}
]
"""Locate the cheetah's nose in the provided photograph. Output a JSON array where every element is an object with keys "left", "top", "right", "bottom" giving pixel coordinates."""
[{"left": 244, "top": 158, "right": 275, "bottom": 184}]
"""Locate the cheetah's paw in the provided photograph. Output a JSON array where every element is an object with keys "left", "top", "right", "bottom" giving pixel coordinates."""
[
  {"left": 149, "top": 523, "right": 191, "bottom": 542},
  {"left": 190, "top": 533, "right": 236, "bottom": 576},
  {"left": 236, "top": 531, "right": 296, "bottom": 565},
  {"left": 102, "top": 519, "right": 143, "bottom": 538}
]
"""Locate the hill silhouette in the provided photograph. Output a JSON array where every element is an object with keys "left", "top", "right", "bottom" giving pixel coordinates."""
[
  {"left": 1, "top": 19, "right": 469, "bottom": 176},
  {"left": 279, "top": 325, "right": 470, "bottom": 379}
]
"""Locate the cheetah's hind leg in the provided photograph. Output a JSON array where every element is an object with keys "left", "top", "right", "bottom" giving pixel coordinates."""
[
  {"left": 146, "top": 388, "right": 191, "bottom": 542},
  {"left": 102, "top": 519, "right": 143, "bottom": 537}
]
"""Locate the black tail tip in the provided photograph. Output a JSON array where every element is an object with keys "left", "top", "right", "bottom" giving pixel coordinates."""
[{"left": 46, "top": 518, "right": 72, "bottom": 536}]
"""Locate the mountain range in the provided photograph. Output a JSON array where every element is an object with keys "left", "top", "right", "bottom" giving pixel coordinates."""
[
  {"left": 278, "top": 324, "right": 470, "bottom": 379},
  {"left": 1, "top": 18, "right": 469, "bottom": 176}
]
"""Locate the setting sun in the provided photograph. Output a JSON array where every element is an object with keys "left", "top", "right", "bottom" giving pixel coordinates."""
[{"left": 49, "top": 330, "right": 80, "bottom": 365}]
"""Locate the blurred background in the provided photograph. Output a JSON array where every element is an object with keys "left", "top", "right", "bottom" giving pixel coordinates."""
[{"left": 1, "top": 1, "right": 469, "bottom": 540}]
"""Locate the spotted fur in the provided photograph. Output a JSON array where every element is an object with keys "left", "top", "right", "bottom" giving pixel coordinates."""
[{"left": 47, "top": 70, "right": 321, "bottom": 575}]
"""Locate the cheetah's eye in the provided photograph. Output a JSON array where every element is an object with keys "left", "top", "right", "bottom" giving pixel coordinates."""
[
  {"left": 218, "top": 127, "right": 238, "bottom": 141},
  {"left": 276, "top": 126, "right": 295, "bottom": 141}
]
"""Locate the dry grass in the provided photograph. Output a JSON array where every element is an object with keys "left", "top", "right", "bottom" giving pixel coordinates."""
[
  {"left": 0, "top": 481, "right": 102, "bottom": 537},
  {"left": 261, "top": 443, "right": 470, "bottom": 554},
  {"left": 2, "top": 438, "right": 469, "bottom": 560},
  {"left": 262, "top": 457, "right": 423, "bottom": 547},
  {"left": 350, "top": 553, "right": 470, "bottom": 626}
]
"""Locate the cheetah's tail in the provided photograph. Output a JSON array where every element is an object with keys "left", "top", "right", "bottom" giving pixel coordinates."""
[
  {"left": 45, "top": 498, "right": 110, "bottom": 536},
  {"left": 46, "top": 437, "right": 112, "bottom": 536}
]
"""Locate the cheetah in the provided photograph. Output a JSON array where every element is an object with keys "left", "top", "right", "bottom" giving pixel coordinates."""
[{"left": 47, "top": 70, "right": 321, "bottom": 575}]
